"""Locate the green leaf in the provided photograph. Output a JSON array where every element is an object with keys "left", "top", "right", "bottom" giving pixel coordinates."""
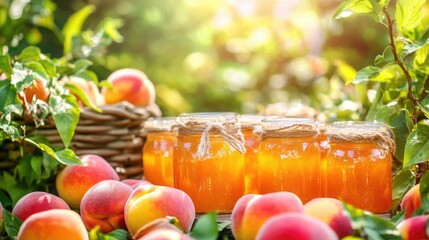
[
  {"left": 374, "top": 55, "right": 384, "bottom": 65},
  {"left": 395, "top": 0, "right": 427, "bottom": 33},
  {"left": 104, "top": 229, "right": 128, "bottom": 240},
  {"left": 0, "top": 172, "right": 32, "bottom": 206},
  {"left": 73, "top": 59, "right": 93, "bottom": 74},
  {"left": 41, "top": 153, "right": 59, "bottom": 179},
  {"left": 2, "top": 208, "right": 23, "bottom": 238},
  {"left": 15, "top": 155, "right": 39, "bottom": 185},
  {"left": 49, "top": 94, "right": 80, "bottom": 148},
  {"left": 30, "top": 155, "right": 43, "bottom": 183},
  {"left": 38, "top": 143, "right": 81, "bottom": 165},
  {"left": 353, "top": 66, "right": 381, "bottom": 84},
  {"left": 16, "top": 46, "right": 42, "bottom": 62},
  {"left": 418, "top": 102, "right": 429, "bottom": 119},
  {"left": 63, "top": 5, "right": 96, "bottom": 54},
  {"left": 392, "top": 168, "right": 416, "bottom": 212},
  {"left": 97, "top": 17, "right": 124, "bottom": 43},
  {"left": 391, "top": 211, "right": 405, "bottom": 225},
  {"left": 0, "top": 80, "right": 20, "bottom": 116},
  {"left": 75, "top": 70, "right": 99, "bottom": 83},
  {"left": 23, "top": 61, "right": 50, "bottom": 82},
  {"left": 403, "top": 122, "right": 429, "bottom": 168},
  {"left": 0, "top": 54, "right": 12, "bottom": 77},
  {"left": 41, "top": 59, "right": 57, "bottom": 79},
  {"left": 374, "top": 102, "right": 399, "bottom": 122},
  {"left": 89, "top": 227, "right": 129, "bottom": 240},
  {"left": 343, "top": 202, "right": 402, "bottom": 239},
  {"left": 24, "top": 138, "right": 81, "bottom": 165},
  {"left": 55, "top": 148, "right": 81, "bottom": 165},
  {"left": 333, "top": 0, "right": 383, "bottom": 22},
  {"left": 335, "top": 60, "right": 357, "bottom": 85},
  {"left": 414, "top": 43, "right": 429, "bottom": 73},
  {"left": 190, "top": 212, "right": 219, "bottom": 240},
  {"left": 389, "top": 110, "right": 413, "bottom": 161},
  {"left": 371, "top": 64, "right": 404, "bottom": 83}
]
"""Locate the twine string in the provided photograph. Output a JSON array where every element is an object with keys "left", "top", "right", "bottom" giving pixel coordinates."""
[
  {"left": 327, "top": 127, "right": 395, "bottom": 152},
  {"left": 173, "top": 120, "right": 246, "bottom": 160},
  {"left": 254, "top": 123, "right": 319, "bottom": 140}
]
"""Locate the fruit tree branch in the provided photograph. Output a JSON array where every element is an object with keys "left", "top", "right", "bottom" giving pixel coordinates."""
[{"left": 384, "top": 8, "right": 419, "bottom": 123}]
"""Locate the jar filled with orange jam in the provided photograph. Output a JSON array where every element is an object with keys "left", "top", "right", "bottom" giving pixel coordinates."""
[
  {"left": 143, "top": 117, "right": 177, "bottom": 187},
  {"left": 173, "top": 112, "right": 246, "bottom": 213},
  {"left": 257, "top": 118, "right": 321, "bottom": 203},
  {"left": 325, "top": 122, "right": 394, "bottom": 213},
  {"left": 239, "top": 114, "right": 266, "bottom": 194}
]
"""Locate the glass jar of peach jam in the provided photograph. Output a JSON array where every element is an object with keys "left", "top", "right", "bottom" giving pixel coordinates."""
[
  {"left": 325, "top": 121, "right": 394, "bottom": 213},
  {"left": 257, "top": 117, "right": 321, "bottom": 203},
  {"left": 173, "top": 112, "right": 246, "bottom": 213},
  {"left": 142, "top": 117, "right": 177, "bottom": 187},
  {"left": 239, "top": 114, "right": 266, "bottom": 194}
]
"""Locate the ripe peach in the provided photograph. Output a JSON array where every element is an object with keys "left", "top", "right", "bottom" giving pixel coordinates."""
[
  {"left": 304, "top": 198, "right": 353, "bottom": 239},
  {"left": 12, "top": 191, "right": 70, "bottom": 222},
  {"left": 124, "top": 185, "right": 195, "bottom": 236},
  {"left": 231, "top": 192, "right": 304, "bottom": 240},
  {"left": 397, "top": 215, "right": 429, "bottom": 240},
  {"left": 137, "top": 229, "right": 195, "bottom": 240},
  {"left": 56, "top": 154, "right": 120, "bottom": 209},
  {"left": 0, "top": 201, "right": 3, "bottom": 220},
  {"left": 63, "top": 76, "right": 104, "bottom": 106},
  {"left": 19, "top": 79, "right": 50, "bottom": 104},
  {"left": 121, "top": 179, "right": 152, "bottom": 189},
  {"left": 101, "top": 68, "right": 156, "bottom": 107},
  {"left": 400, "top": 184, "right": 420, "bottom": 218},
  {"left": 80, "top": 180, "right": 133, "bottom": 233},
  {"left": 255, "top": 212, "right": 339, "bottom": 240},
  {"left": 17, "top": 209, "right": 89, "bottom": 240}
]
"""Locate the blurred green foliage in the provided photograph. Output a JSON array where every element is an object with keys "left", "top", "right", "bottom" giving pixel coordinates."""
[{"left": 2, "top": 0, "right": 392, "bottom": 118}]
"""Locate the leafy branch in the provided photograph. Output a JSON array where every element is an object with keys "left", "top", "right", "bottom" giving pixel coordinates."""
[
  {"left": 383, "top": 8, "right": 419, "bottom": 123},
  {"left": 333, "top": 0, "right": 429, "bottom": 213}
]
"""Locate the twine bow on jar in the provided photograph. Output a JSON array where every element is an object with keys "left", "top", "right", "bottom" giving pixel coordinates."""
[{"left": 173, "top": 114, "right": 246, "bottom": 160}]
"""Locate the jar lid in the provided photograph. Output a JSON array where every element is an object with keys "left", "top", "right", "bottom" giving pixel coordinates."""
[
  {"left": 239, "top": 114, "right": 266, "bottom": 129},
  {"left": 143, "top": 117, "right": 177, "bottom": 132},
  {"left": 257, "top": 117, "right": 319, "bottom": 138},
  {"left": 326, "top": 121, "right": 395, "bottom": 151},
  {"left": 178, "top": 112, "right": 238, "bottom": 125}
]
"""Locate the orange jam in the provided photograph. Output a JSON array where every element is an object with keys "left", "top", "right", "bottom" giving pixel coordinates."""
[
  {"left": 325, "top": 122, "right": 394, "bottom": 213},
  {"left": 239, "top": 114, "right": 266, "bottom": 194},
  {"left": 318, "top": 123, "right": 329, "bottom": 196},
  {"left": 173, "top": 112, "right": 245, "bottom": 213},
  {"left": 257, "top": 118, "right": 321, "bottom": 203},
  {"left": 142, "top": 117, "right": 177, "bottom": 187}
]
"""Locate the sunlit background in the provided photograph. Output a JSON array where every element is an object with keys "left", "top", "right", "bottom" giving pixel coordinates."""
[{"left": 8, "top": 0, "right": 391, "bottom": 119}]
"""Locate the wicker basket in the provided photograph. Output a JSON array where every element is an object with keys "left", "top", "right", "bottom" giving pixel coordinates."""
[{"left": 0, "top": 102, "right": 161, "bottom": 179}]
